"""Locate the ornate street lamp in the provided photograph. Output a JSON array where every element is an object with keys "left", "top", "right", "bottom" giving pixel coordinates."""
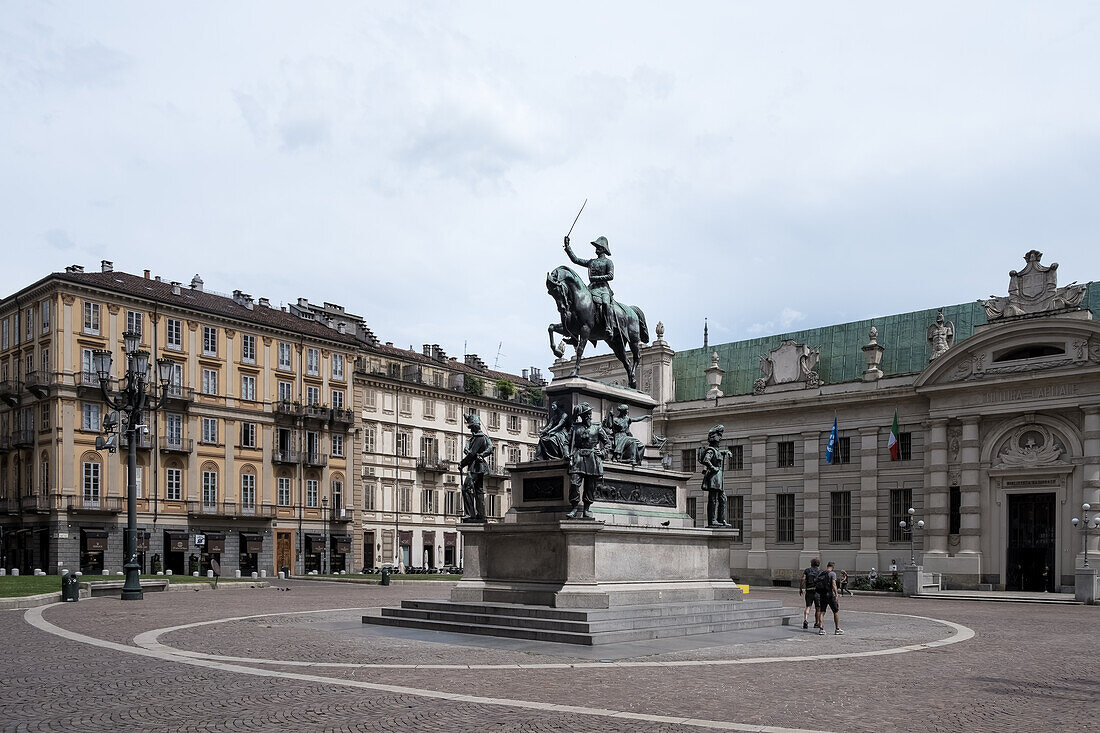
[
  {"left": 898, "top": 507, "right": 925, "bottom": 567},
  {"left": 1071, "top": 503, "right": 1100, "bottom": 568},
  {"left": 95, "top": 331, "right": 174, "bottom": 600}
]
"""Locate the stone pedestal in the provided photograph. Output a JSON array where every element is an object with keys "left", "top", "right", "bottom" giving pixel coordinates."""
[
  {"left": 545, "top": 377, "right": 658, "bottom": 456},
  {"left": 453, "top": 519, "right": 740, "bottom": 608},
  {"left": 1076, "top": 566, "right": 1098, "bottom": 604}
]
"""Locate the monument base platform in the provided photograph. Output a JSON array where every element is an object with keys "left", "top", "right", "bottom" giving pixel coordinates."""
[{"left": 364, "top": 598, "right": 795, "bottom": 646}]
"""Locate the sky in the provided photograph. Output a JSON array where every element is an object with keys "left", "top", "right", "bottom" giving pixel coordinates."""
[{"left": 3, "top": 2, "right": 1100, "bottom": 375}]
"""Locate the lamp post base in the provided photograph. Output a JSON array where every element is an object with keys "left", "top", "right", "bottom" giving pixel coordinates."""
[{"left": 121, "top": 561, "right": 143, "bottom": 601}]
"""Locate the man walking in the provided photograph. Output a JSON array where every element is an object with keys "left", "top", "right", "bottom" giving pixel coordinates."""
[
  {"left": 815, "top": 561, "right": 844, "bottom": 635},
  {"left": 798, "top": 558, "right": 822, "bottom": 630}
]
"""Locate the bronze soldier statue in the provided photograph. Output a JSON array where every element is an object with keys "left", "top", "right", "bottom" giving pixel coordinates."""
[
  {"left": 701, "top": 425, "right": 733, "bottom": 527},
  {"left": 535, "top": 401, "right": 571, "bottom": 460},
  {"left": 460, "top": 413, "right": 493, "bottom": 522},
  {"left": 604, "top": 404, "right": 650, "bottom": 465},
  {"left": 564, "top": 235, "right": 617, "bottom": 339},
  {"left": 566, "top": 402, "right": 610, "bottom": 520}
]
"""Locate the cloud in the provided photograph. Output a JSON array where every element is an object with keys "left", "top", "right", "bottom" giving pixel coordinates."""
[
  {"left": 746, "top": 308, "right": 805, "bottom": 335},
  {"left": 43, "top": 229, "right": 75, "bottom": 250}
]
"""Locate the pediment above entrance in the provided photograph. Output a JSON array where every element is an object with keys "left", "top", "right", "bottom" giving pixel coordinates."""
[{"left": 915, "top": 317, "right": 1100, "bottom": 389}]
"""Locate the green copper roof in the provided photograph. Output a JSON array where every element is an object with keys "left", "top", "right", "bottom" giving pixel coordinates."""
[{"left": 673, "top": 282, "right": 1100, "bottom": 401}]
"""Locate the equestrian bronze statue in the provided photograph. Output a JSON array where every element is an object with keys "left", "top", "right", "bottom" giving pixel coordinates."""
[{"left": 547, "top": 234, "right": 650, "bottom": 388}]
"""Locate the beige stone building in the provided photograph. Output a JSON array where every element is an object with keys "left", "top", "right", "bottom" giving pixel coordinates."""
[
  {"left": 352, "top": 346, "right": 546, "bottom": 571},
  {"left": 0, "top": 263, "right": 357, "bottom": 576},
  {"left": 553, "top": 252, "right": 1100, "bottom": 592}
]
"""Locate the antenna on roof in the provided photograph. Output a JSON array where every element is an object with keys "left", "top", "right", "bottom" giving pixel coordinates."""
[
  {"left": 494, "top": 341, "right": 505, "bottom": 370},
  {"left": 703, "top": 317, "right": 708, "bottom": 350}
]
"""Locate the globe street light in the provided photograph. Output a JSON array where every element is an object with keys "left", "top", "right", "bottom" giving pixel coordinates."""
[
  {"left": 94, "top": 332, "right": 174, "bottom": 600},
  {"left": 1071, "top": 503, "right": 1100, "bottom": 568},
  {"left": 898, "top": 507, "right": 925, "bottom": 567}
]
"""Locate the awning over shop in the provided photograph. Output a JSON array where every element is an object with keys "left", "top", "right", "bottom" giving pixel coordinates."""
[
  {"left": 240, "top": 533, "right": 263, "bottom": 554},
  {"left": 332, "top": 536, "right": 352, "bottom": 554},
  {"left": 165, "top": 531, "right": 188, "bottom": 552},
  {"left": 82, "top": 529, "right": 109, "bottom": 552},
  {"left": 203, "top": 532, "right": 226, "bottom": 554},
  {"left": 305, "top": 533, "right": 325, "bottom": 553}
]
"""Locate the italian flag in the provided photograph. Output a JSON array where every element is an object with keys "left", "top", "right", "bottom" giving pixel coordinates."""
[{"left": 888, "top": 409, "right": 900, "bottom": 461}]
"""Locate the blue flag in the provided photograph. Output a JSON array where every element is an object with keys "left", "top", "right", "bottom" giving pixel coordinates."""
[{"left": 825, "top": 417, "right": 838, "bottom": 465}]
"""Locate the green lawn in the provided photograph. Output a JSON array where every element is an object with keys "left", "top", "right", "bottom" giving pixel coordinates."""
[{"left": 0, "top": 574, "right": 260, "bottom": 598}]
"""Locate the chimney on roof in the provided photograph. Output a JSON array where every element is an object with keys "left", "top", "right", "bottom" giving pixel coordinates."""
[
  {"left": 464, "top": 353, "right": 487, "bottom": 370},
  {"left": 232, "top": 290, "right": 254, "bottom": 310},
  {"left": 337, "top": 322, "right": 347, "bottom": 335},
  {"left": 297, "top": 297, "right": 309, "bottom": 308},
  {"left": 431, "top": 345, "right": 447, "bottom": 361},
  {"left": 65, "top": 265, "right": 84, "bottom": 273},
  {"left": 101, "top": 260, "right": 113, "bottom": 273},
  {"left": 190, "top": 274, "right": 203, "bottom": 291},
  {"left": 143, "top": 269, "right": 150, "bottom": 279},
  {"left": 423, "top": 344, "right": 432, "bottom": 356},
  {"left": 171, "top": 281, "right": 181, "bottom": 296},
  {"left": 258, "top": 297, "right": 271, "bottom": 308},
  {"left": 522, "top": 369, "right": 529, "bottom": 380},
  {"left": 385, "top": 342, "right": 393, "bottom": 347},
  {"left": 155, "top": 276, "right": 162, "bottom": 282}
]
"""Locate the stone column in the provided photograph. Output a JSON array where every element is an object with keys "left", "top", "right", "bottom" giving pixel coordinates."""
[
  {"left": 747, "top": 435, "right": 768, "bottom": 571},
  {"left": 925, "top": 420, "right": 949, "bottom": 556},
  {"left": 958, "top": 417, "right": 983, "bottom": 561},
  {"left": 1081, "top": 407, "right": 1100, "bottom": 564},
  {"left": 799, "top": 430, "right": 821, "bottom": 568},
  {"left": 856, "top": 426, "right": 879, "bottom": 571}
]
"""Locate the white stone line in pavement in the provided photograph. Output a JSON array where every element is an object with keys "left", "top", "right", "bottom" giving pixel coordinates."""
[
  {"left": 25, "top": 604, "right": 829, "bottom": 733},
  {"left": 131, "top": 608, "right": 974, "bottom": 670}
]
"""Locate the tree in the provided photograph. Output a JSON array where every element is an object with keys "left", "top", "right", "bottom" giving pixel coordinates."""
[
  {"left": 496, "top": 378, "right": 517, "bottom": 401},
  {"left": 464, "top": 375, "right": 484, "bottom": 396},
  {"left": 522, "top": 386, "right": 544, "bottom": 405}
]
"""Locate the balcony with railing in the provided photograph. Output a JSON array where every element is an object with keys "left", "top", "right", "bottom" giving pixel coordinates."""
[
  {"left": 163, "top": 384, "right": 196, "bottom": 407},
  {"left": 23, "top": 371, "right": 55, "bottom": 398},
  {"left": 273, "top": 447, "right": 301, "bottom": 464},
  {"left": 0, "top": 435, "right": 11, "bottom": 454},
  {"left": 5, "top": 495, "right": 19, "bottom": 514},
  {"left": 303, "top": 403, "right": 329, "bottom": 423},
  {"left": 12, "top": 429, "right": 35, "bottom": 448},
  {"left": 120, "top": 432, "right": 153, "bottom": 450},
  {"left": 330, "top": 407, "right": 355, "bottom": 425},
  {"left": 330, "top": 507, "right": 354, "bottom": 523},
  {"left": 159, "top": 437, "right": 193, "bottom": 454},
  {"left": 416, "top": 457, "right": 452, "bottom": 474},
  {"left": 237, "top": 502, "right": 277, "bottom": 519},
  {"left": 186, "top": 501, "right": 275, "bottom": 519},
  {"left": 21, "top": 493, "right": 51, "bottom": 513},
  {"left": 304, "top": 451, "right": 328, "bottom": 467},
  {"left": 0, "top": 379, "right": 17, "bottom": 406},
  {"left": 56, "top": 493, "right": 125, "bottom": 513},
  {"left": 274, "top": 400, "right": 303, "bottom": 420},
  {"left": 75, "top": 371, "right": 110, "bottom": 393},
  {"left": 187, "top": 500, "right": 225, "bottom": 517}
]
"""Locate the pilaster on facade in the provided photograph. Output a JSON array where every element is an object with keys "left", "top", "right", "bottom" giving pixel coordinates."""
[
  {"left": 958, "top": 417, "right": 982, "bottom": 558},
  {"left": 856, "top": 425, "right": 880, "bottom": 570},
  {"left": 1081, "top": 407, "right": 1100, "bottom": 562},
  {"left": 925, "top": 419, "right": 950, "bottom": 556},
  {"left": 747, "top": 435, "right": 768, "bottom": 569},
  {"left": 799, "top": 429, "right": 821, "bottom": 565}
]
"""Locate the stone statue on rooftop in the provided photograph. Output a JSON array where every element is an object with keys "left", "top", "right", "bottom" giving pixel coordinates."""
[
  {"left": 981, "top": 250, "right": 1086, "bottom": 320},
  {"left": 927, "top": 309, "right": 955, "bottom": 361}
]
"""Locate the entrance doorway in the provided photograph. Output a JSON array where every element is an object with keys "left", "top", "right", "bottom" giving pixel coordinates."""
[
  {"left": 1006, "top": 493, "right": 1055, "bottom": 592},
  {"left": 275, "top": 531, "right": 294, "bottom": 575},
  {"left": 363, "top": 531, "right": 375, "bottom": 571}
]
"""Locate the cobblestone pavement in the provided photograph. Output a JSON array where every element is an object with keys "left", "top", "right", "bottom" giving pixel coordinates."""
[{"left": 2, "top": 579, "right": 1096, "bottom": 732}]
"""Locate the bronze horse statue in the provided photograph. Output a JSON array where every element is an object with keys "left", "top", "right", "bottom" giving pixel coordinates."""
[{"left": 546, "top": 266, "right": 649, "bottom": 388}]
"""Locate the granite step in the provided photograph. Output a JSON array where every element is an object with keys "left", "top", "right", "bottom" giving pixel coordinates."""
[
  {"left": 915, "top": 591, "right": 1082, "bottom": 605},
  {"left": 364, "top": 599, "right": 798, "bottom": 645},
  {"left": 383, "top": 603, "right": 788, "bottom": 634}
]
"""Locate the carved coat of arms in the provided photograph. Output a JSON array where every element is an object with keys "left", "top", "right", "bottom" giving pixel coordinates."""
[
  {"left": 981, "top": 250, "right": 1086, "bottom": 320},
  {"left": 754, "top": 339, "right": 821, "bottom": 394}
]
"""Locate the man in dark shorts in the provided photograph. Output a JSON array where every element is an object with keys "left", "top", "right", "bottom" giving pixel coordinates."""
[
  {"left": 798, "top": 558, "right": 822, "bottom": 630},
  {"left": 815, "top": 561, "right": 844, "bottom": 635}
]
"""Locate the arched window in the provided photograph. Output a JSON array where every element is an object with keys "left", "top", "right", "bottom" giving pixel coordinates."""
[
  {"left": 80, "top": 451, "right": 103, "bottom": 505},
  {"left": 201, "top": 462, "right": 219, "bottom": 509},
  {"left": 165, "top": 459, "right": 183, "bottom": 501},
  {"left": 240, "top": 464, "right": 257, "bottom": 510},
  {"left": 331, "top": 473, "right": 345, "bottom": 516},
  {"left": 993, "top": 344, "right": 1066, "bottom": 362},
  {"left": 39, "top": 450, "right": 50, "bottom": 493}
]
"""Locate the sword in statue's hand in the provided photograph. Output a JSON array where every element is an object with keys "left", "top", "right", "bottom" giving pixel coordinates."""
[{"left": 564, "top": 198, "right": 587, "bottom": 248}]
